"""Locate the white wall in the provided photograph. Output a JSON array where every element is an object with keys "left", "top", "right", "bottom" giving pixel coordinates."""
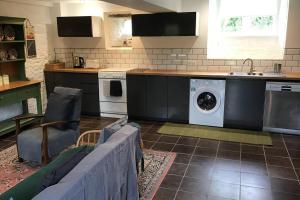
[{"left": 285, "top": 0, "right": 300, "bottom": 48}]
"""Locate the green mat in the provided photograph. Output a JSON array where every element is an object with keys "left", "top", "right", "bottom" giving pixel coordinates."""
[{"left": 158, "top": 123, "right": 272, "bottom": 145}]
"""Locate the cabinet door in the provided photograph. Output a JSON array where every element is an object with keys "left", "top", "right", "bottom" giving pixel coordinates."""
[
  {"left": 146, "top": 76, "right": 168, "bottom": 120},
  {"left": 44, "top": 72, "right": 55, "bottom": 97},
  {"left": 224, "top": 79, "right": 266, "bottom": 130},
  {"left": 44, "top": 72, "right": 99, "bottom": 116},
  {"left": 127, "top": 75, "right": 147, "bottom": 119},
  {"left": 167, "top": 76, "right": 190, "bottom": 123}
]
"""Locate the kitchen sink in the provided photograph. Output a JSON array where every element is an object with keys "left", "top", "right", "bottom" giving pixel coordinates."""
[{"left": 228, "top": 72, "right": 285, "bottom": 77}]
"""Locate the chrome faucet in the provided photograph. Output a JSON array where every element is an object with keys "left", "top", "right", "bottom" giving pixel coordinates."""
[{"left": 243, "top": 58, "right": 255, "bottom": 74}]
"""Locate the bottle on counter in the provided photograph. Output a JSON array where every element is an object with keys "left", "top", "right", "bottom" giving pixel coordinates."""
[
  {"left": 2, "top": 74, "right": 9, "bottom": 85},
  {"left": 0, "top": 75, "right": 3, "bottom": 86}
]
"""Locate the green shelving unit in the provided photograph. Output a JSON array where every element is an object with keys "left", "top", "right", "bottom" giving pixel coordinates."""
[{"left": 0, "top": 16, "right": 42, "bottom": 137}]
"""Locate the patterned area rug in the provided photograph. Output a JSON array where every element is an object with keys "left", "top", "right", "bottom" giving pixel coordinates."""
[
  {"left": 0, "top": 145, "right": 40, "bottom": 194},
  {"left": 138, "top": 150, "right": 176, "bottom": 200},
  {"left": 0, "top": 145, "right": 176, "bottom": 199}
]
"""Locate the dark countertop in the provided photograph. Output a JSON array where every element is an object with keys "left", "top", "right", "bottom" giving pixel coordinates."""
[
  {"left": 44, "top": 68, "right": 99, "bottom": 74},
  {"left": 44, "top": 68, "right": 300, "bottom": 81},
  {"left": 127, "top": 69, "right": 300, "bottom": 81}
]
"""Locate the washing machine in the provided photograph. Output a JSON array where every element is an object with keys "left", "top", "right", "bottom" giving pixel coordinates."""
[{"left": 189, "top": 79, "right": 226, "bottom": 127}]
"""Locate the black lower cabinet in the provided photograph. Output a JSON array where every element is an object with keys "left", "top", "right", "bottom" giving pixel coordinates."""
[
  {"left": 224, "top": 79, "right": 266, "bottom": 130},
  {"left": 127, "top": 75, "right": 147, "bottom": 119},
  {"left": 146, "top": 76, "right": 168, "bottom": 121},
  {"left": 127, "top": 75, "right": 190, "bottom": 122},
  {"left": 44, "top": 71, "right": 99, "bottom": 116},
  {"left": 167, "top": 76, "right": 189, "bottom": 123}
]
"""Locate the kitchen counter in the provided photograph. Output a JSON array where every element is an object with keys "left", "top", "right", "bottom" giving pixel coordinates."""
[
  {"left": 0, "top": 80, "right": 42, "bottom": 93},
  {"left": 127, "top": 69, "right": 300, "bottom": 81},
  {"left": 44, "top": 68, "right": 100, "bottom": 74},
  {"left": 44, "top": 68, "right": 300, "bottom": 81}
]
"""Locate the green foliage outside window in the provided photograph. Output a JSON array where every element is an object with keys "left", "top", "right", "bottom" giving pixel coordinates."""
[
  {"left": 252, "top": 16, "right": 273, "bottom": 29},
  {"left": 222, "top": 17, "right": 242, "bottom": 32}
]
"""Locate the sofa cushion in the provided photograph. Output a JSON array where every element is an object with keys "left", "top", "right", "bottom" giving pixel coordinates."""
[
  {"left": 43, "top": 92, "right": 75, "bottom": 130},
  {"left": 96, "top": 116, "right": 128, "bottom": 146},
  {"left": 39, "top": 146, "right": 91, "bottom": 191},
  {"left": 0, "top": 146, "right": 94, "bottom": 200}
]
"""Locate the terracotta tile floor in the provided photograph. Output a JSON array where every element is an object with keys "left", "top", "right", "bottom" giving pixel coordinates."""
[{"left": 1, "top": 116, "right": 300, "bottom": 200}]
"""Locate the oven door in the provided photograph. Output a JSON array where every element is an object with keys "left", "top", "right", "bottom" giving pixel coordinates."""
[{"left": 99, "top": 78, "right": 127, "bottom": 102}]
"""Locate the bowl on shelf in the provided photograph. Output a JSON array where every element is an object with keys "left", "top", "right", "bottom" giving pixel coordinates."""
[
  {"left": 8, "top": 49, "right": 17, "bottom": 60},
  {"left": 0, "top": 49, "right": 7, "bottom": 61},
  {"left": 4, "top": 25, "right": 15, "bottom": 41},
  {"left": 0, "top": 26, "right": 4, "bottom": 41}
]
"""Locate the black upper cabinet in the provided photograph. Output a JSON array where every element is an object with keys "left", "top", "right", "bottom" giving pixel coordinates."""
[
  {"left": 132, "top": 12, "right": 199, "bottom": 36},
  {"left": 224, "top": 79, "right": 266, "bottom": 131},
  {"left": 57, "top": 16, "right": 101, "bottom": 37}
]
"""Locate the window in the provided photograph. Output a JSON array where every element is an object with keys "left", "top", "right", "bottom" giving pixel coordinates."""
[
  {"left": 105, "top": 13, "right": 132, "bottom": 49},
  {"left": 208, "top": 0, "right": 289, "bottom": 59}
]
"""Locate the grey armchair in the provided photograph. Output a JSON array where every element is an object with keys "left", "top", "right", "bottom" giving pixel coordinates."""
[{"left": 15, "top": 87, "right": 82, "bottom": 165}]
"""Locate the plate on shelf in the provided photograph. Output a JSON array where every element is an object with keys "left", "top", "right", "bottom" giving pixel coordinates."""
[
  {"left": 0, "top": 49, "right": 7, "bottom": 61},
  {"left": 4, "top": 25, "right": 15, "bottom": 41},
  {"left": 8, "top": 49, "right": 18, "bottom": 60},
  {"left": 0, "top": 26, "right": 4, "bottom": 41}
]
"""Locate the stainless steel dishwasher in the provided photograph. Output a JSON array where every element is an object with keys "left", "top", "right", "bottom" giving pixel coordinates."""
[{"left": 263, "top": 82, "right": 300, "bottom": 135}]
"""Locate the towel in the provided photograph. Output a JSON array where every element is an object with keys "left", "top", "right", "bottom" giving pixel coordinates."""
[
  {"left": 102, "top": 80, "right": 110, "bottom": 97},
  {"left": 110, "top": 80, "right": 122, "bottom": 97}
]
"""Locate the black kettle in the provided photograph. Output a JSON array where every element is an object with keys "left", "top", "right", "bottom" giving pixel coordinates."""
[{"left": 73, "top": 56, "right": 85, "bottom": 68}]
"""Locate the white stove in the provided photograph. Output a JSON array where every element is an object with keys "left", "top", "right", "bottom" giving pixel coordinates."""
[{"left": 98, "top": 68, "right": 135, "bottom": 118}]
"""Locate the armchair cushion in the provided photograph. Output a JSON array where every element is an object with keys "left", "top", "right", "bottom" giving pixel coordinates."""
[
  {"left": 18, "top": 127, "right": 78, "bottom": 163},
  {"left": 43, "top": 92, "right": 75, "bottom": 130}
]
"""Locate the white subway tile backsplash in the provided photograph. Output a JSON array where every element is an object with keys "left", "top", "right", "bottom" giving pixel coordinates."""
[
  {"left": 158, "top": 55, "right": 167, "bottom": 59},
  {"left": 177, "top": 65, "right": 187, "bottom": 71},
  {"left": 172, "top": 49, "right": 182, "bottom": 54},
  {"left": 286, "top": 49, "right": 300, "bottom": 55},
  {"left": 293, "top": 55, "right": 300, "bottom": 61},
  {"left": 163, "top": 49, "right": 172, "bottom": 54},
  {"left": 286, "top": 61, "right": 298, "bottom": 67},
  {"left": 188, "top": 54, "right": 197, "bottom": 59},
  {"left": 213, "top": 60, "right": 225, "bottom": 66},
  {"left": 203, "top": 60, "right": 214, "bottom": 66},
  {"left": 225, "top": 60, "right": 236, "bottom": 66},
  {"left": 153, "top": 49, "right": 162, "bottom": 54},
  {"left": 55, "top": 48, "right": 300, "bottom": 72},
  {"left": 192, "top": 49, "right": 204, "bottom": 55},
  {"left": 260, "top": 60, "right": 273, "bottom": 67}
]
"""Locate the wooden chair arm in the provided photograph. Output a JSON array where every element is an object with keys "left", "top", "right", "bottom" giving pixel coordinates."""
[
  {"left": 40, "top": 120, "right": 79, "bottom": 165},
  {"left": 40, "top": 120, "right": 80, "bottom": 128},
  {"left": 14, "top": 114, "right": 44, "bottom": 136},
  {"left": 41, "top": 126, "right": 49, "bottom": 165},
  {"left": 76, "top": 130, "right": 101, "bottom": 147},
  {"left": 13, "top": 114, "right": 44, "bottom": 121}
]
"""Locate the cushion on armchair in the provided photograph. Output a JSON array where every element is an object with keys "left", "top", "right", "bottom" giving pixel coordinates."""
[{"left": 43, "top": 92, "right": 76, "bottom": 130}]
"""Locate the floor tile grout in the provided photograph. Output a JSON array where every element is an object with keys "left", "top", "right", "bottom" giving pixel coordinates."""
[
  {"left": 281, "top": 134, "right": 300, "bottom": 185},
  {"left": 172, "top": 137, "right": 197, "bottom": 200}
]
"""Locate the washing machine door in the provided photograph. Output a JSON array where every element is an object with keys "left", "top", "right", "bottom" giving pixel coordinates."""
[{"left": 194, "top": 89, "right": 221, "bottom": 114}]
